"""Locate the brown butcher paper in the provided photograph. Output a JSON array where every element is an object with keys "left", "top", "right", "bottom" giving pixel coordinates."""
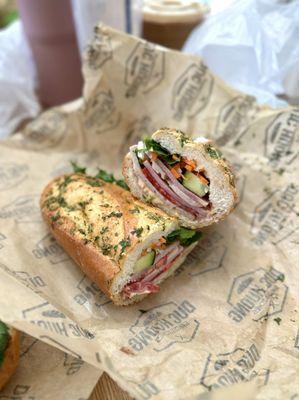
[{"left": 0, "top": 24, "right": 298, "bottom": 399}]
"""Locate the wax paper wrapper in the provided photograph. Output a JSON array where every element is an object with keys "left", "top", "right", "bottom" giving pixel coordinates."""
[
  {"left": 1, "top": 330, "right": 101, "bottom": 400},
  {"left": 0, "top": 24, "right": 298, "bottom": 400}
]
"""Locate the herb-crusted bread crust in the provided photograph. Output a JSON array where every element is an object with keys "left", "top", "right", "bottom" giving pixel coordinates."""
[
  {"left": 40, "top": 174, "right": 176, "bottom": 305},
  {"left": 0, "top": 329, "right": 20, "bottom": 390}
]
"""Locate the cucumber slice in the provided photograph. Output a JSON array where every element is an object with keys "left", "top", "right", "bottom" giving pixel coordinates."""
[
  {"left": 134, "top": 250, "right": 156, "bottom": 273},
  {"left": 182, "top": 171, "right": 209, "bottom": 197}
]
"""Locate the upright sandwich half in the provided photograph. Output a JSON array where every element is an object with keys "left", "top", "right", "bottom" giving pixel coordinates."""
[
  {"left": 0, "top": 322, "right": 20, "bottom": 390},
  {"left": 40, "top": 174, "right": 201, "bottom": 305},
  {"left": 123, "top": 128, "right": 237, "bottom": 229}
]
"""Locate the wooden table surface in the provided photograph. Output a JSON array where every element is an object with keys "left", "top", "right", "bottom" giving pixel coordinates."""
[{"left": 90, "top": 373, "right": 133, "bottom": 400}]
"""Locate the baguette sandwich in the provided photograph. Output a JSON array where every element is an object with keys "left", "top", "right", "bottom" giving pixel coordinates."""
[
  {"left": 123, "top": 128, "right": 237, "bottom": 229},
  {"left": 0, "top": 322, "right": 20, "bottom": 390},
  {"left": 40, "top": 174, "right": 201, "bottom": 305}
]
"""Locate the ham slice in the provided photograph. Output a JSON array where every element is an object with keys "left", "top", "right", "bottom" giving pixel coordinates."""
[
  {"left": 123, "top": 242, "right": 185, "bottom": 298},
  {"left": 154, "top": 242, "right": 179, "bottom": 264},
  {"left": 143, "top": 167, "right": 205, "bottom": 217},
  {"left": 130, "top": 146, "right": 208, "bottom": 218},
  {"left": 122, "top": 282, "right": 159, "bottom": 297},
  {"left": 143, "top": 160, "right": 192, "bottom": 207},
  {"left": 151, "top": 159, "right": 167, "bottom": 179},
  {"left": 129, "top": 243, "right": 178, "bottom": 283},
  {"left": 131, "top": 149, "right": 193, "bottom": 218},
  {"left": 153, "top": 158, "right": 209, "bottom": 207}
]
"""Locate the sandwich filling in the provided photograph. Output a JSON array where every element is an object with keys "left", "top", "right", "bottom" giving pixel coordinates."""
[
  {"left": 123, "top": 228, "right": 201, "bottom": 298},
  {"left": 130, "top": 138, "right": 212, "bottom": 219},
  {"left": 0, "top": 321, "right": 9, "bottom": 366}
]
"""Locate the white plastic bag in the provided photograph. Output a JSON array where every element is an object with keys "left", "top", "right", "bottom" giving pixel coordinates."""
[
  {"left": 0, "top": 21, "right": 40, "bottom": 139},
  {"left": 184, "top": 0, "right": 299, "bottom": 107}
]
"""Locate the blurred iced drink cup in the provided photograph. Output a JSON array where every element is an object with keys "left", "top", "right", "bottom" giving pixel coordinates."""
[{"left": 142, "top": 0, "right": 209, "bottom": 50}]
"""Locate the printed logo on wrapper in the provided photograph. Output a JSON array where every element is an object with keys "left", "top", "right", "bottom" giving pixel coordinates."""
[
  {"left": 265, "top": 110, "right": 299, "bottom": 168},
  {"left": 231, "top": 163, "right": 247, "bottom": 208},
  {"left": 251, "top": 183, "right": 299, "bottom": 246},
  {"left": 127, "top": 300, "right": 199, "bottom": 353},
  {"left": 32, "top": 233, "right": 70, "bottom": 264},
  {"left": 215, "top": 96, "right": 256, "bottom": 145},
  {"left": 86, "top": 26, "right": 113, "bottom": 69},
  {"left": 84, "top": 90, "right": 121, "bottom": 134},
  {"left": 172, "top": 63, "right": 214, "bottom": 121},
  {"left": 0, "top": 232, "right": 6, "bottom": 250},
  {"left": 19, "top": 335, "right": 82, "bottom": 377},
  {"left": 131, "top": 381, "right": 160, "bottom": 400},
  {"left": 74, "top": 275, "right": 111, "bottom": 308},
  {"left": 14, "top": 271, "right": 46, "bottom": 293},
  {"left": 200, "top": 344, "right": 270, "bottom": 390},
  {"left": 63, "top": 353, "right": 84, "bottom": 376},
  {"left": 39, "top": 336, "right": 82, "bottom": 360},
  {"left": 40, "top": 335, "right": 82, "bottom": 359},
  {"left": 118, "top": 115, "right": 154, "bottom": 157},
  {"left": 20, "top": 335, "right": 39, "bottom": 358},
  {"left": 125, "top": 42, "right": 165, "bottom": 97},
  {"left": 227, "top": 267, "right": 288, "bottom": 323},
  {"left": 175, "top": 231, "right": 226, "bottom": 277},
  {"left": 0, "top": 263, "right": 46, "bottom": 295},
  {"left": 0, "top": 195, "right": 41, "bottom": 223},
  {"left": 0, "top": 384, "right": 35, "bottom": 400},
  {"left": 22, "top": 109, "right": 67, "bottom": 150},
  {"left": 22, "top": 302, "right": 94, "bottom": 340},
  {"left": 0, "top": 162, "right": 28, "bottom": 191}
]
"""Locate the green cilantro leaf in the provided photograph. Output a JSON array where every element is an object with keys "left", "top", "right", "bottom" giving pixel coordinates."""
[
  {"left": 142, "top": 137, "right": 180, "bottom": 165},
  {"left": 119, "top": 239, "right": 131, "bottom": 255},
  {"left": 70, "top": 161, "right": 87, "bottom": 174},
  {"left": 94, "top": 169, "right": 129, "bottom": 190},
  {"left": 166, "top": 228, "right": 202, "bottom": 247},
  {"left": 116, "top": 179, "right": 129, "bottom": 190},
  {"left": 94, "top": 169, "right": 114, "bottom": 183},
  {"left": 69, "top": 162, "right": 129, "bottom": 191}
]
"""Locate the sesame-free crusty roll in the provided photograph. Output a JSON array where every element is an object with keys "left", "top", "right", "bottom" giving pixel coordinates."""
[
  {"left": 123, "top": 128, "right": 237, "bottom": 229},
  {"left": 40, "top": 174, "right": 201, "bottom": 305},
  {"left": 0, "top": 323, "right": 20, "bottom": 390}
]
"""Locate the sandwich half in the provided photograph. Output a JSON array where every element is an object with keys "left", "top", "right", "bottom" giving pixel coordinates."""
[
  {"left": 0, "top": 322, "right": 20, "bottom": 390},
  {"left": 123, "top": 128, "right": 237, "bottom": 229},
  {"left": 40, "top": 173, "right": 201, "bottom": 305}
]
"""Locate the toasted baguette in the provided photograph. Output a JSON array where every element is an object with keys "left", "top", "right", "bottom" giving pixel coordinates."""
[
  {"left": 0, "top": 328, "right": 20, "bottom": 390},
  {"left": 123, "top": 128, "right": 237, "bottom": 229},
  {"left": 41, "top": 174, "right": 196, "bottom": 305}
]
